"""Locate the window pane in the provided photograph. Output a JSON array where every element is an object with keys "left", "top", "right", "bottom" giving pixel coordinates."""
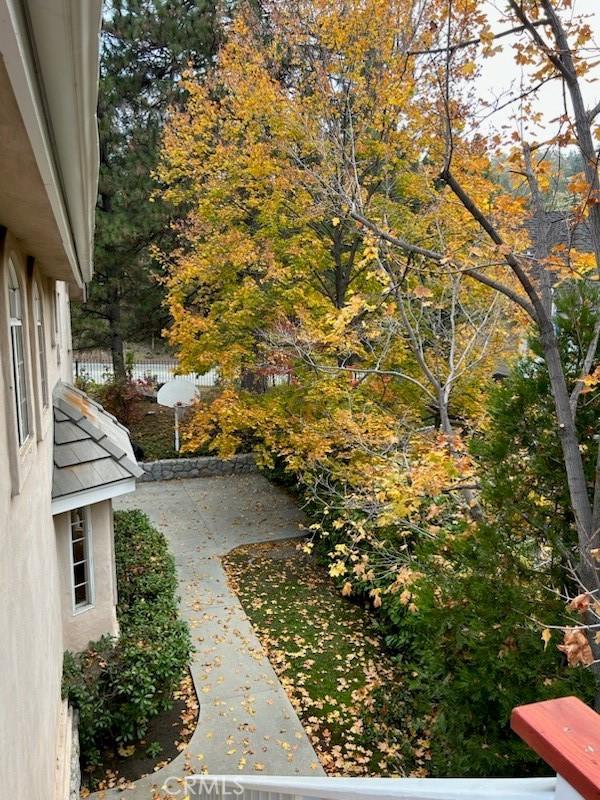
[
  {"left": 15, "top": 327, "right": 29, "bottom": 441},
  {"left": 8, "top": 262, "right": 20, "bottom": 319},
  {"left": 8, "top": 263, "right": 29, "bottom": 445},
  {"left": 70, "top": 508, "right": 92, "bottom": 609},
  {"left": 35, "top": 286, "right": 48, "bottom": 406},
  {"left": 10, "top": 325, "right": 29, "bottom": 444},
  {"left": 71, "top": 508, "right": 84, "bottom": 534},
  {"left": 38, "top": 325, "right": 48, "bottom": 405},
  {"left": 74, "top": 583, "right": 88, "bottom": 606},
  {"left": 72, "top": 539, "right": 85, "bottom": 563},
  {"left": 73, "top": 562, "right": 86, "bottom": 587}
]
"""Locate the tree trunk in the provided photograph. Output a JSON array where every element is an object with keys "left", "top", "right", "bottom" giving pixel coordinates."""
[
  {"left": 538, "top": 322, "right": 600, "bottom": 691},
  {"left": 438, "top": 390, "right": 483, "bottom": 521},
  {"left": 538, "top": 318, "right": 595, "bottom": 551},
  {"left": 241, "top": 369, "right": 267, "bottom": 394},
  {"left": 108, "top": 290, "right": 126, "bottom": 381}
]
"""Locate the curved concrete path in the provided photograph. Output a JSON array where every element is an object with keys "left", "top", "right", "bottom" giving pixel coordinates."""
[{"left": 95, "top": 474, "right": 323, "bottom": 798}]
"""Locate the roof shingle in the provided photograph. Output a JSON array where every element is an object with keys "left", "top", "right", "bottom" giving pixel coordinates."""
[{"left": 52, "top": 383, "right": 143, "bottom": 501}]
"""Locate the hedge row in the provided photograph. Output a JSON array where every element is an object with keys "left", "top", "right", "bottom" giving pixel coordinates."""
[{"left": 62, "top": 510, "right": 192, "bottom": 768}]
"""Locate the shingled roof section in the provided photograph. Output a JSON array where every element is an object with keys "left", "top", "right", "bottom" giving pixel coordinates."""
[{"left": 52, "top": 382, "right": 143, "bottom": 503}]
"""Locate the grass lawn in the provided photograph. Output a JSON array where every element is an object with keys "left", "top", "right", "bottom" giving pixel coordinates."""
[{"left": 223, "top": 539, "right": 430, "bottom": 777}]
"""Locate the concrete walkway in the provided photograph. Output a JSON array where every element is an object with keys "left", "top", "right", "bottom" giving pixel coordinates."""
[{"left": 97, "top": 474, "right": 323, "bottom": 798}]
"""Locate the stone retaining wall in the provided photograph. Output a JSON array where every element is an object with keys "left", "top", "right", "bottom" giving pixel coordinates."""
[{"left": 139, "top": 453, "right": 256, "bottom": 482}]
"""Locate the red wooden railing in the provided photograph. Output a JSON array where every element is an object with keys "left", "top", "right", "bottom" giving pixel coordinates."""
[{"left": 512, "top": 697, "right": 600, "bottom": 800}]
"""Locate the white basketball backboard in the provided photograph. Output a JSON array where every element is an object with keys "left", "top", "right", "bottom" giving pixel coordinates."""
[{"left": 157, "top": 379, "right": 198, "bottom": 408}]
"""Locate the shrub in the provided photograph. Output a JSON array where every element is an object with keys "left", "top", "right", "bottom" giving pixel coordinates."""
[
  {"left": 91, "top": 378, "right": 154, "bottom": 428},
  {"left": 62, "top": 510, "right": 192, "bottom": 770},
  {"left": 380, "top": 524, "right": 596, "bottom": 777}
]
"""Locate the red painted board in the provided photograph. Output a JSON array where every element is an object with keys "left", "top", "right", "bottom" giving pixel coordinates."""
[{"left": 511, "top": 697, "right": 600, "bottom": 800}]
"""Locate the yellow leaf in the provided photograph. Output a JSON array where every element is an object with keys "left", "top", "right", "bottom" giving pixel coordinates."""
[
  {"left": 412, "top": 285, "right": 433, "bottom": 299},
  {"left": 541, "top": 628, "right": 551, "bottom": 650}
]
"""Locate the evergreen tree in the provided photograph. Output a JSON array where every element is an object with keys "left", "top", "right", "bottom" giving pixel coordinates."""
[
  {"left": 472, "top": 281, "right": 600, "bottom": 565},
  {"left": 73, "top": 0, "right": 221, "bottom": 377}
]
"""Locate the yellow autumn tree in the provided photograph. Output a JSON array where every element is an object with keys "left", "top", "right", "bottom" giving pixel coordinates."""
[{"left": 157, "top": 0, "right": 520, "bottom": 597}]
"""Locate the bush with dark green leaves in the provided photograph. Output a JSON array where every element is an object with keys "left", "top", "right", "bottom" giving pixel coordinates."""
[
  {"left": 472, "top": 280, "right": 600, "bottom": 571},
  {"left": 372, "top": 523, "right": 596, "bottom": 777},
  {"left": 62, "top": 510, "right": 191, "bottom": 769}
]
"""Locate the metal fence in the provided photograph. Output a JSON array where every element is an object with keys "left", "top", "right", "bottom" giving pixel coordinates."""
[
  {"left": 73, "top": 352, "right": 291, "bottom": 388},
  {"left": 73, "top": 354, "right": 218, "bottom": 386}
]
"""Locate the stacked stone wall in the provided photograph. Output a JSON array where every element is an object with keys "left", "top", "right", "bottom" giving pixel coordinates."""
[{"left": 138, "top": 453, "right": 256, "bottom": 482}]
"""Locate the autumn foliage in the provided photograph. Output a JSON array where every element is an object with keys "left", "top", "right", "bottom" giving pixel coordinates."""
[{"left": 156, "top": 0, "right": 600, "bottom": 776}]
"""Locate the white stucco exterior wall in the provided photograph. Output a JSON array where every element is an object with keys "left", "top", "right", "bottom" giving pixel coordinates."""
[
  {"left": 0, "top": 234, "right": 121, "bottom": 799},
  {"left": 0, "top": 235, "right": 73, "bottom": 798},
  {"left": 56, "top": 499, "right": 119, "bottom": 653}
]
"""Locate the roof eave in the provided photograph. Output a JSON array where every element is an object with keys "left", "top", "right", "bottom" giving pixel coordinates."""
[
  {"left": 51, "top": 477, "right": 137, "bottom": 516},
  {"left": 0, "top": 0, "right": 101, "bottom": 286}
]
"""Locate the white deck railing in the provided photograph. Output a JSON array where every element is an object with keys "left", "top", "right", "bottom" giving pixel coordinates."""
[
  {"left": 171, "top": 697, "right": 597, "bottom": 800},
  {"left": 181, "top": 776, "right": 558, "bottom": 800}
]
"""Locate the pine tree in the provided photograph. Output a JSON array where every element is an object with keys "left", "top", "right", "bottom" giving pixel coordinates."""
[{"left": 73, "top": 0, "right": 221, "bottom": 377}]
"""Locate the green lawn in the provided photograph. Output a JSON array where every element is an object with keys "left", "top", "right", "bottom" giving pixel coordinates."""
[{"left": 223, "top": 539, "right": 428, "bottom": 776}]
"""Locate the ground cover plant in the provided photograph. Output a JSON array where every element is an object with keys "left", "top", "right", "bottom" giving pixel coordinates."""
[
  {"left": 63, "top": 510, "right": 192, "bottom": 788},
  {"left": 127, "top": 399, "right": 182, "bottom": 460},
  {"left": 128, "top": 389, "right": 219, "bottom": 460},
  {"left": 82, "top": 673, "right": 198, "bottom": 794},
  {"left": 223, "top": 539, "right": 430, "bottom": 776}
]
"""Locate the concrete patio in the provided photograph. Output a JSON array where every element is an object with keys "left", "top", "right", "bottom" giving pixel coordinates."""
[{"left": 95, "top": 473, "right": 323, "bottom": 798}]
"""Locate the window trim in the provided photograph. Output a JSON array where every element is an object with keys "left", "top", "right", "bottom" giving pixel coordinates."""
[
  {"left": 69, "top": 507, "right": 95, "bottom": 615},
  {"left": 32, "top": 279, "right": 49, "bottom": 408},
  {"left": 53, "top": 283, "right": 61, "bottom": 365},
  {"left": 8, "top": 259, "right": 31, "bottom": 447},
  {"left": 1, "top": 238, "right": 36, "bottom": 496}
]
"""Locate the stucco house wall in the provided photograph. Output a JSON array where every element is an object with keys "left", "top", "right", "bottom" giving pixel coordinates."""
[
  {"left": 0, "top": 235, "right": 75, "bottom": 800},
  {"left": 0, "top": 3, "right": 136, "bottom": 798},
  {"left": 55, "top": 499, "right": 119, "bottom": 653}
]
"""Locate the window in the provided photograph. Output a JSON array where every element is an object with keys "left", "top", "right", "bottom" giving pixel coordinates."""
[
  {"left": 33, "top": 282, "right": 48, "bottom": 406},
  {"left": 70, "top": 508, "right": 94, "bottom": 610},
  {"left": 53, "top": 284, "right": 61, "bottom": 365},
  {"left": 8, "top": 261, "right": 30, "bottom": 445}
]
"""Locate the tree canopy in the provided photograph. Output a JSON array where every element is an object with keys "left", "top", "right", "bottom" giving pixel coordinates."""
[{"left": 72, "top": 0, "right": 220, "bottom": 375}]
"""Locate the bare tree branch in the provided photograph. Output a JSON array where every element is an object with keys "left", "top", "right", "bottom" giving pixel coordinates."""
[{"left": 406, "top": 19, "right": 550, "bottom": 57}]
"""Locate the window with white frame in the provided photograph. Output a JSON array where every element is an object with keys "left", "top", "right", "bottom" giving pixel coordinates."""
[
  {"left": 54, "top": 285, "right": 61, "bottom": 364},
  {"left": 33, "top": 281, "right": 48, "bottom": 407},
  {"left": 70, "top": 508, "right": 94, "bottom": 610},
  {"left": 8, "top": 260, "right": 30, "bottom": 445}
]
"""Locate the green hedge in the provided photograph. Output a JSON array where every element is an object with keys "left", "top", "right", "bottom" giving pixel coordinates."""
[{"left": 62, "top": 510, "right": 192, "bottom": 768}]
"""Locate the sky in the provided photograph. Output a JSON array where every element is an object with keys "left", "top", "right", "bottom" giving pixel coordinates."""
[{"left": 474, "top": 0, "right": 600, "bottom": 135}]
